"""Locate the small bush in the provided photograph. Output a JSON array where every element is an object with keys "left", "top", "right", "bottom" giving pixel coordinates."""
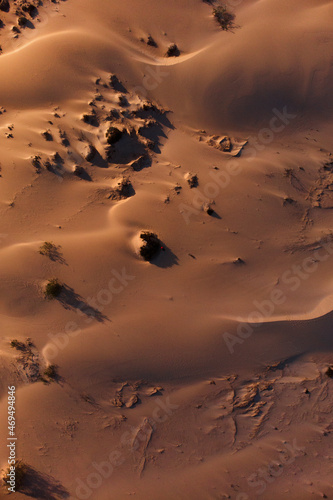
[
  {"left": 118, "top": 95, "right": 128, "bottom": 107},
  {"left": 109, "top": 73, "right": 119, "bottom": 88},
  {"left": 39, "top": 241, "right": 55, "bottom": 257},
  {"left": 165, "top": 44, "right": 180, "bottom": 57},
  {"left": 44, "top": 279, "right": 62, "bottom": 298},
  {"left": 41, "top": 130, "right": 52, "bottom": 141},
  {"left": 2, "top": 460, "right": 27, "bottom": 491},
  {"left": 22, "top": 3, "right": 37, "bottom": 16},
  {"left": 213, "top": 6, "right": 234, "bottom": 31},
  {"left": 0, "top": 0, "right": 10, "bottom": 13},
  {"left": 140, "top": 231, "right": 161, "bottom": 261},
  {"left": 10, "top": 339, "right": 25, "bottom": 350},
  {"left": 15, "top": 461, "right": 27, "bottom": 489},
  {"left": 82, "top": 112, "right": 98, "bottom": 126},
  {"left": 18, "top": 16, "right": 28, "bottom": 27},
  {"left": 85, "top": 144, "right": 97, "bottom": 162},
  {"left": 147, "top": 35, "right": 157, "bottom": 47},
  {"left": 284, "top": 168, "right": 293, "bottom": 178},
  {"left": 187, "top": 174, "right": 198, "bottom": 188},
  {"left": 44, "top": 364, "right": 57, "bottom": 380},
  {"left": 106, "top": 126, "right": 122, "bottom": 145}
]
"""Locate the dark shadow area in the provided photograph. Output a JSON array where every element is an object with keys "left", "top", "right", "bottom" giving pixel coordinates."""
[
  {"left": 0, "top": 0, "right": 10, "bottom": 13},
  {"left": 56, "top": 285, "right": 109, "bottom": 322},
  {"left": 110, "top": 75, "right": 128, "bottom": 94},
  {"left": 150, "top": 242, "right": 179, "bottom": 269},
  {"left": 108, "top": 178, "right": 136, "bottom": 199},
  {"left": 131, "top": 107, "right": 174, "bottom": 155},
  {"left": 80, "top": 393, "right": 98, "bottom": 406},
  {"left": 265, "top": 354, "right": 303, "bottom": 372},
  {"left": 213, "top": 6, "right": 238, "bottom": 33},
  {"left": 137, "top": 125, "right": 166, "bottom": 155},
  {"left": 165, "top": 44, "right": 180, "bottom": 58},
  {"left": 22, "top": 4, "right": 39, "bottom": 18},
  {"left": 19, "top": 465, "right": 70, "bottom": 499},
  {"left": 20, "top": 18, "right": 35, "bottom": 29},
  {"left": 89, "top": 147, "right": 108, "bottom": 168},
  {"left": 45, "top": 156, "right": 64, "bottom": 181},
  {"left": 82, "top": 112, "right": 99, "bottom": 127},
  {"left": 74, "top": 166, "right": 92, "bottom": 181},
  {"left": 41, "top": 366, "right": 65, "bottom": 386},
  {"left": 233, "top": 258, "right": 246, "bottom": 265},
  {"left": 46, "top": 246, "right": 66, "bottom": 265},
  {"left": 130, "top": 155, "right": 152, "bottom": 172},
  {"left": 210, "top": 210, "right": 222, "bottom": 220},
  {"left": 59, "top": 132, "right": 70, "bottom": 147},
  {"left": 42, "top": 130, "right": 53, "bottom": 141},
  {"left": 104, "top": 105, "right": 174, "bottom": 165},
  {"left": 107, "top": 134, "right": 148, "bottom": 166},
  {"left": 119, "top": 181, "right": 135, "bottom": 198}
]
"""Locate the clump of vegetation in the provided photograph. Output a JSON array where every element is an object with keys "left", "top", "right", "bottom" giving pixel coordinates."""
[
  {"left": 41, "top": 129, "right": 52, "bottom": 141},
  {"left": 85, "top": 144, "right": 97, "bottom": 162},
  {"left": 233, "top": 257, "right": 245, "bottom": 265},
  {"left": 44, "top": 279, "right": 62, "bottom": 298},
  {"left": 109, "top": 73, "right": 119, "bottom": 88},
  {"left": 22, "top": 3, "right": 37, "bottom": 16},
  {"left": 139, "top": 231, "right": 161, "bottom": 261},
  {"left": 213, "top": 6, "right": 234, "bottom": 31},
  {"left": 165, "top": 43, "right": 180, "bottom": 57},
  {"left": 18, "top": 16, "right": 28, "bottom": 27},
  {"left": 39, "top": 241, "right": 56, "bottom": 257},
  {"left": 109, "top": 177, "right": 134, "bottom": 200},
  {"left": 31, "top": 155, "right": 41, "bottom": 170},
  {"left": 219, "top": 136, "right": 232, "bottom": 152},
  {"left": 106, "top": 126, "right": 123, "bottom": 145},
  {"left": 147, "top": 35, "right": 157, "bottom": 47},
  {"left": 187, "top": 174, "right": 199, "bottom": 188},
  {"left": 14, "top": 460, "right": 27, "bottom": 489},
  {"left": 10, "top": 339, "right": 26, "bottom": 350},
  {"left": 44, "top": 364, "right": 58, "bottom": 380},
  {"left": 284, "top": 168, "right": 293, "bottom": 178},
  {"left": 118, "top": 95, "right": 128, "bottom": 107},
  {"left": 2, "top": 460, "right": 28, "bottom": 491},
  {"left": 117, "top": 177, "right": 133, "bottom": 197},
  {"left": 0, "top": 0, "right": 10, "bottom": 13},
  {"left": 203, "top": 202, "right": 214, "bottom": 216},
  {"left": 73, "top": 165, "right": 84, "bottom": 177},
  {"left": 82, "top": 112, "right": 98, "bottom": 126}
]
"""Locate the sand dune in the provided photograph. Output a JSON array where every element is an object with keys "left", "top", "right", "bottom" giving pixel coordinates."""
[{"left": 0, "top": 0, "right": 332, "bottom": 499}]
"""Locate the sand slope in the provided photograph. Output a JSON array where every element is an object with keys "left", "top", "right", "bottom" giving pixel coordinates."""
[{"left": 0, "top": 0, "right": 332, "bottom": 499}]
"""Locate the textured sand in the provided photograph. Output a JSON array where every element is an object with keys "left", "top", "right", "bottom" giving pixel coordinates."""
[{"left": 0, "top": 0, "right": 333, "bottom": 499}]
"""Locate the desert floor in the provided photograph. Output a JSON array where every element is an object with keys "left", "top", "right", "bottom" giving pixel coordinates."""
[{"left": 0, "top": 0, "right": 333, "bottom": 499}]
